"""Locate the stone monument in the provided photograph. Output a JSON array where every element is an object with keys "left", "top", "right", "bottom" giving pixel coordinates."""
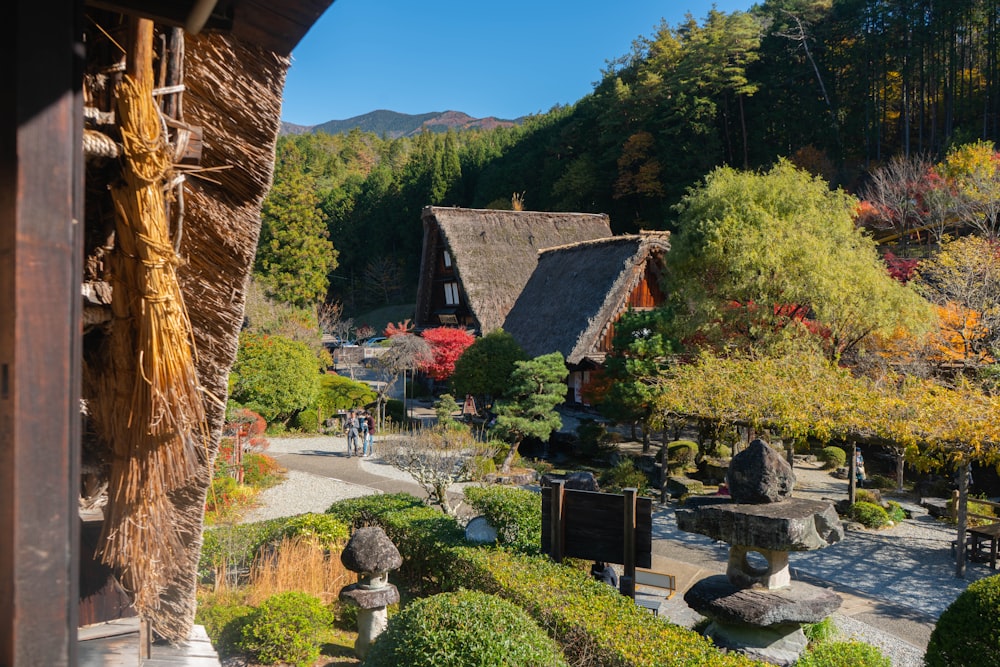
[
  {"left": 339, "top": 526, "right": 403, "bottom": 659},
  {"left": 675, "top": 439, "right": 844, "bottom": 666}
]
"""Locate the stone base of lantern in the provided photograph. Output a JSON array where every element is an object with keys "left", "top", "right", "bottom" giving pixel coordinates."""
[
  {"left": 684, "top": 575, "right": 841, "bottom": 666},
  {"left": 340, "top": 583, "right": 400, "bottom": 660}
]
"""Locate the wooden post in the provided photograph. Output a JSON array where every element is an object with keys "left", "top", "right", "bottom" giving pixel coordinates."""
[
  {"left": 622, "top": 488, "right": 637, "bottom": 599},
  {"left": 1, "top": 2, "right": 83, "bottom": 663},
  {"left": 550, "top": 481, "right": 565, "bottom": 563},
  {"left": 956, "top": 461, "right": 970, "bottom": 577}
]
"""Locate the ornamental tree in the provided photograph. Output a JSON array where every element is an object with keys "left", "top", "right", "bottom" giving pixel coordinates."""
[
  {"left": 229, "top": 332, "right": 322, "bottom": 424},
  {"left": 420, "top": 327, "right": 475, "bottom": 382},
  {"left": 670, "top": 159, "right": 935, "bottom": 360},
  {"left": 450, "top": 329, "right": 528, "bottom": 412},
  {"left": 492, "top": 352, "right": 568, "bottom": 473}
]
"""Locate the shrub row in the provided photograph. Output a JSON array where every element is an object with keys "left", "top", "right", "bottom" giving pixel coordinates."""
[{"left": 324, "top": 493, "right": 761, "bottom": 666}]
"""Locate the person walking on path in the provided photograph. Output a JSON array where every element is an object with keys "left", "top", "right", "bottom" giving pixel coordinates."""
[
  {"left": 363, "top": 411, "right": 375, "bottom": 456},
  {"left": 345, "top": 410, "right": 360, "bottom": 457},
  {"left": 358, "top": 411, "right": 370, "bottom": 456}
]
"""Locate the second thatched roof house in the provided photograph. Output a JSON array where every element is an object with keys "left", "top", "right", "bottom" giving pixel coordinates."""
[
  {"left": 414, "top": 206, "right": 614, "bottom": 333},
  {"left": 502, "top": 231, "right": 670, "bottom": 403}
]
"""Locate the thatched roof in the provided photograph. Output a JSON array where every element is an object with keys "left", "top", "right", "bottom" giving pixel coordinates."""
[
  {"left": 80, "top": 23, "right": 290, "bottom": 640},
  {"left": 415, "top": 206, "right": 613, "bottom": 333},
  {"left": 502, "top": 232, "right": 671, "bottom": 365}
]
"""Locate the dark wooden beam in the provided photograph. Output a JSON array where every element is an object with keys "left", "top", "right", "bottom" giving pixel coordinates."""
[{"left": 0, "top": 0, "right": 83, "bottom": 664}]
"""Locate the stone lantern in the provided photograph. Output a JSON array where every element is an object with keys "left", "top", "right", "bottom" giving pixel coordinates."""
[
  {"left": 676, "top": 439, "right": 844, "bottom": 666},
  {"left": 338, "top": 526, "right": 402, "bottom": 659}
]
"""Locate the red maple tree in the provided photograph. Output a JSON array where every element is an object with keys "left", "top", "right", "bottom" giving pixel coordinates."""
[{"left": 420, "top": 327, "right": 475, "bottom": 381}]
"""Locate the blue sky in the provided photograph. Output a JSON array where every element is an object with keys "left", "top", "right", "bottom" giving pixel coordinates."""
[{"left": 281, "top": 0, "right": 754, "bottom": 126}]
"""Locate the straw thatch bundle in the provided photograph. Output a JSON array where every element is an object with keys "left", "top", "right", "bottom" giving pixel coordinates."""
[{"left": 97, "top": 68, "right": 207, "bottom": 616}]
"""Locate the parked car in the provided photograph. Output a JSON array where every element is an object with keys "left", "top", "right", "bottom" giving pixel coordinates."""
[{"left": 363, "top": 336, "right": 388, "bottom": 347}]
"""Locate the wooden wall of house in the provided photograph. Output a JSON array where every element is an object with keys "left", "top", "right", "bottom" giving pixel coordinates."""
[{"left": 599, "top": 260, "right": 666, "bottom": 353}]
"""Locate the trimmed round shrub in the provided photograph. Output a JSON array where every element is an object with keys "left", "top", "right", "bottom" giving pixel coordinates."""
[
  {"left": 867, "top": 473, "right": 895, "bottom": 490},
  {"left": 849, "top": 501, "right": 890, "bottom": 529},
  {"left": 925, "top": 573, "right": 1000, "bottom": 666},
  {"left": 195, "top": 600, "right": 254, "bottom": 657},
  {"left": 364, "top": 590, "right": 568, "bottom": 667},
  {"left": 291, "top": 407, "right": 319, "bottom": 433},
  {"left": 796, "top": 640, "right": 891, "bottom": 666},
  {"left": 464, "top": 485, "right": 541, "bottom": 555},
  {"left": 818, "top": 446, "right": 846, "bottom": 470},
  {"left": 237, "top": 591, "right": 333, "bottom": 667},
  {"left": 667, "top": 440, "right": 698, "bottom": 472}
]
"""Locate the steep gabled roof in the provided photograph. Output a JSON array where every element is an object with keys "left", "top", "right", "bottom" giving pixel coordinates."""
[
  {"left": 502, "top": 232, "right": 670, "bottom": 365},
  {"left": 416, "top": 206, "right": 613, "bottom": 333}
]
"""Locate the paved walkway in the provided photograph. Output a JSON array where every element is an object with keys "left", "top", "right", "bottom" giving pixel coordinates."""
[{"left": 246, "top": 435, "right": 998, "bottom": 665}]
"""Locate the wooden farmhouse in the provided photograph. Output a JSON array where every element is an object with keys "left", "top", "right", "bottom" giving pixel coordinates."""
[
  {"left": 414, "top": 206, "right": 614, "bottom": 333},
  {"left": 3, "top": 0, "right": 334, "bottom": 663},
  {"left": 502, "top": 232, "right": 670, "bottom": 404}
]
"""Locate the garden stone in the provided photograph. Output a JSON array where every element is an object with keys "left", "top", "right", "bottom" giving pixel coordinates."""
[
  {"left": 540, "top": 471, "right": 600, "bottom": 491},
  {"left": 464, "top": 515, "right": 498, "bottom": 544},
  {"left": 666, "top": 475, "right": 705, "bottom": 499},
  {"left": 339, "top": 527, "right": 402, "bottom": 659},
  {"left": 727, "top": 438, "right": 795, "bottom": 504}
]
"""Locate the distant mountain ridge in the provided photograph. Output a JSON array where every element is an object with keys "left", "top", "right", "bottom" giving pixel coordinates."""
[{"left": 280, "top": 109, "right": 520, "bottom": 138}]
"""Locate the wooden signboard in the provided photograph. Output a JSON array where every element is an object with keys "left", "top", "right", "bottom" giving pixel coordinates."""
[{"left": 541, "top": 482, "right": 653, "bottom": 596}]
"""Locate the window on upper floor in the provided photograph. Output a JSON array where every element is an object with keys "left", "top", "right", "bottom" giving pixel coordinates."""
[
  {"left": 442, "top": 249, "right": 452, "bottom": 268},
  {"left": 444, "top": 282, "right": 460, "bottom": 305}
]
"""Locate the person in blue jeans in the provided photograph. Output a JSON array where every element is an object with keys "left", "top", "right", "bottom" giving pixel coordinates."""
[
  {"left": 363, "top": 411, "right": 375, "bottom": 456},
  {"left": 358, "top": 412, "right": 369, "bottom": 456}
]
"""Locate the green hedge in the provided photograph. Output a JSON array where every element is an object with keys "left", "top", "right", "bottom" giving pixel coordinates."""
[
  {"left": 326, "top": 493, "right": 465, "bottom": 592},
  {"left": 324, "top": 492, "right": 764, "bottom": 666},
  {"left": 463, "top": 485, "right": 541, "bottom": 555},
  {"left": 448, "top": 548, "right": 762, "bottom": 667},
  {"left": 796, "top": 640, "right": 890, "bottom": 666},
  {"left": 237, "top": 591, "right": 333, "bottom": 667}
]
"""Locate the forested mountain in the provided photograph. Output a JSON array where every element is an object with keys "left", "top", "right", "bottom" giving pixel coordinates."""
[
  {"left": 259, "top": 0, "right": 1000, "bottom": 318},
  {"left": 279, "top": 110, "right": 519, "bottom": 139}
]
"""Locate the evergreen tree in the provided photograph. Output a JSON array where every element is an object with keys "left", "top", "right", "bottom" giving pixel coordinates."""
[
  {"left": 492, "top": 352, "right": 568, "bottom": 473},
  {"left": 255, "top": 171, "right": 337, "bottom": 309}
]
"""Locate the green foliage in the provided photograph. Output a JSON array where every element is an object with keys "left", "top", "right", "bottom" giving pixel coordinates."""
[
  {"left": 195, "top": 600, "right": 254, "bottom": 657},
  {"left": 450, "top": 329, "right": 528, "bottom": 407},
  {"left": 599, "top": 458, "right": 652, "bottom": 494},
  {"left": 463, "top": 486, "right": 542, "bottom": 554},
  {"left": 255, "top": 170, "right": 337, "bottom": 309},
  {"left": 229, "top": 332, "right": 322, "bottom": 423},
  {"left": 290, "top": 407, "right": 319, "bottom": 433},
  {"left": 240, "top": 452, "right": 284, "bottom": 488},
  {"left": 434, "top": 393, "right": 462, "bottom": 427},
  {"left": 849, "top": 501, "right": 890, "bottom": 529},
  {"left": 670, "top": 160, "right": 933, "bottom": 359},
  {"left": 803, "top": 617, "right": 838, "bottom": 645},
  {"left": 365, "top": 590, "right": 567, "bottom": 667},
  {"left": 199, "top": 518, "right": 288, "bottom": 582},
  {"left": 385, "top": 398, "right": 406, "bottom": 424},
  {"left": 886, "top": 501, "right": 907, "bottom": 523},
  {"left": 279, "top": 513, "right": 350, "bottom": 548},
  {"left": 795, "top": 640, "right": 891, "bottom": 667},
  {"left": 818, "top": 446, "right": 847, "bottom": 470},
  {"left": 667, "top": 441, "right": 698, "bottom": 472},
  {"left": 237, "top": 591, "right": 333, "bottom": 667},
  {"left": 926, "top": 573, "right": 1000, "bottom": 667},
  {"left": 866, "top": 473, "right": 895, "bottom": 490},
  {"left": 317, "top": 373, "right": 376, "bottom": 416},
  {"left": 450, "top": 548, "right": 759, "bottom": 667},
  {"left": 492, "top": 352, "right": 568, "bottom": 470},
  {"left": 598, "top": 309, "right": 677, "bottom": 429},
  {"left": 325, "top": 493, "right": 465, "bottom": 591},
  {"left": 575, "top": 419, "right": 611, "bottom": 458}
]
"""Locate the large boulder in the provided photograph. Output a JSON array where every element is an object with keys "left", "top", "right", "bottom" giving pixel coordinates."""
[{"left": 727, "top": 439, "right": 795, "bottom": 504}]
